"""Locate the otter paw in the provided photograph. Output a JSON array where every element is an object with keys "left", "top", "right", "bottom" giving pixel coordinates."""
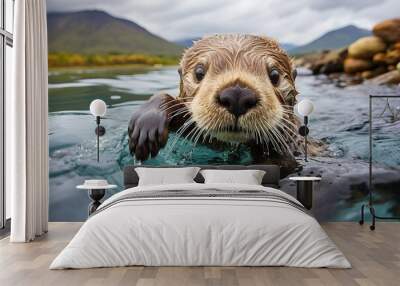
[{"left": 128, "top": 110, "right": 169, "bottom": 161}]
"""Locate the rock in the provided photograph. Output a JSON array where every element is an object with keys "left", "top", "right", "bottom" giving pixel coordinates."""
[
  {"left": 397, "top": 62, "right": 400, "bottom": 72},
  {"left": 361, "top": 66, "right": 387, "bottom": 79},
  {"left": 368, "top": 70, "right": 400, "bottom": 85},
  {"left": 297, "top": 49, "right": 346, "bottom": 75},
  {"left": 372, "top": 53, "right": 387, "bottom": 65},
  {"left": 393, "top": 42, "right": 400, "bottom": 50},
  {"left": 319, "top": 61, "right": 343, "bottom": 74},
  {"left": 385, "top": 49, "right": 400, "bottom": 65},
  {"left": 388, "top": 65, "right": 396, "bottom": 71},
  {"left": 373, "top": 18, "right": 400, "bottom": 43},
  {"left": 361, "top": 70, "right": 374, "bottom": 79},
  {"left": 318, "top": 49, "right": 347, "bottom": 74},
  {"left": 348, "top": 36, "right": 387, "bottom": 59},
  {"left": 344, "top": 58, "right": 373, "bottom": 74}
]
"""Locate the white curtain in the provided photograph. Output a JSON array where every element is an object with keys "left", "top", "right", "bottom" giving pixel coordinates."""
[{"left": 8, "top": 0, "right": 49, "bottom": 242}]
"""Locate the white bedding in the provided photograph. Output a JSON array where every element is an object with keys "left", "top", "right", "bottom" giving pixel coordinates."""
[{"left": 50, "top": 183, "right": 350, "bottom": 269}]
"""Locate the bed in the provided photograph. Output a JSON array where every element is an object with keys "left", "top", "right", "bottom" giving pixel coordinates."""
[{"left": 50, "top": 165, "right": 350, "bottom": 269}]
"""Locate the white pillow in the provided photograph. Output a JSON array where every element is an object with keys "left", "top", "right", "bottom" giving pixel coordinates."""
[
  {"left": 200, "top": 169, "right": 266, "bottom": 185},
  {"left": 135, "top": 167, "right": 200, "bottom": 186}
]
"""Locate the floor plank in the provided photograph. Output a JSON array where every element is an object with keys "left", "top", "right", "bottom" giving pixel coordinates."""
[{"left": 0, "top": 222, "right": 399, "bottom": 286}]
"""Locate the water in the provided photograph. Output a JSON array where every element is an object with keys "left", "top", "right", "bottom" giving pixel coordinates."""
[{"left": 48, "top": 66, "right": 400, "bottom": 221}]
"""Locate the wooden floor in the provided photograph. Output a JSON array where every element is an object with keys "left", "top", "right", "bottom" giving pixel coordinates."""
[{"left": 0, "top": 222, "right": 399, "bottom": 286}]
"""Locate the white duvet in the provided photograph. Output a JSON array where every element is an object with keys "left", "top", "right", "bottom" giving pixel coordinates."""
[{"left": 50, "top": 183, "right": 350, "bottom": 269}]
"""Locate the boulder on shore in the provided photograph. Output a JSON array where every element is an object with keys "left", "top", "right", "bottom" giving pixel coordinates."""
[
  {"left": 344, "top": 58, "right": 373, "bottom": 74},
  {"left": 373, "top": 18, "right": 400, "bottom": 43},
  {"left": 348, "top": 36, "right": 387, "bottom": 59},
  {"left": 295, "top": 49, "right": 346, "bottom": 75},
  {"left": 385, "top": 49, "right": 400, "bottom": 65},
  {"left": 361, "top": 66, "right": 387, "bottom": 79},
  {"left": 368, "top": 70, "right": 400, "bottom": 85},
  {"left": 372, "top": 53, "right": 387, "bottom": 65}
]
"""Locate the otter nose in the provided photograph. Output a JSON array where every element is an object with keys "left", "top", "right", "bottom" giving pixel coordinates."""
[{"left": 217, "top": 85, "right": 258, "bottom": 117}]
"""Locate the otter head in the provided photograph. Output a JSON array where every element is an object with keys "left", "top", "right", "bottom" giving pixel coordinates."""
[{"left": 178, "top": 34, "right": 298, "bottom": 155}]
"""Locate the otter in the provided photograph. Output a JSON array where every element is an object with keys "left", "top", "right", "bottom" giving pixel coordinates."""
[{"left": 128, "top": 34, "right": 321, "bottom": 169}]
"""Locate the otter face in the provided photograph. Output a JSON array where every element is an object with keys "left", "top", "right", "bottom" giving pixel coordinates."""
[{"left": 178, "top": 34, "right": 298, "bottom": 154}]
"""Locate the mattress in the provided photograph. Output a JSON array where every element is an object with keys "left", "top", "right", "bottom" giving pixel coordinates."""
[{"left": 50, "top": 183, "right": 350, "bottom": 269}]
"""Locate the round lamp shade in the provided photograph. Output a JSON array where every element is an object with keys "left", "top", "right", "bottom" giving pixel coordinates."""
[
  {"left": 90, "top": 99, "right": 107, "bottom": 117},
  {"left": 297, "top": 99, "right": 314, "bottom": 116}
]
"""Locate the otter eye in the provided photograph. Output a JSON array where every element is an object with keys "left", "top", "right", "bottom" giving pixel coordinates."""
[
  {"left": 269, "top": 69, "right": 280, "bottom": 86},
  {"left": 194, "top": 65, "right": 206, "bottom": 82}
]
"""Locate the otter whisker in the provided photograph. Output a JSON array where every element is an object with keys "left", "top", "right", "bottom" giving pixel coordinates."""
[
  {"left": 198, "top": 113, "right": 222, "bottom": 144},
  {"left": 279, "top": 123, "right": 297, "bottom": 141},
  {"left": 281, "top": 109, "right": 299, "bottom": 120},
  {"left": 198, "top": 118, "right": 216, "bottom": 145},
  {"left": 275, "top": 120, "right": 297, "bottom": 138},
  {"left": 269, "top": 119, "right": 293, "bottom": 151},
  {"left": 258, "top": 124, "right": 278, "bottom": 154},
  {"left": 192, "top": 125, "right": 207, "bottom": 147},
  {"left": 273, "top": 118, "right": 298, "bottom": 148},
  {"left": 256, "top": 124, "right": 268, "bottom": 145},
  {"left": 260, "top": 120, "right": 286, "bottom": 155},
  {"left": 269, "top": 129, "right": 288, "bottom": 155},
  {"left": 188, "top": 126, "right": 203, "bottom": 146},
  {"left": 182, "top": 113, "right": 212, "bottom": 146},
  {"left": 159, "top": 96, "right": 195, "bottom": 109},
  {"left": 175, "top": 117, "right": 195, "bottom": 138},
  {"left": 159, "top": 98, "right": 182, "bottom": 110},
  {"left": 253, "top": 122, "right": 265, "bottom": 145},
  {"left": 166, "top": 118, "right": 195, "bottom": 152},
  {"left": 186, "top": 126, "right": 202, "bottom": 147},
  {"left": 274, "top": 124, "right": 295, "bottom": 155},
  {"left": 273, "top": 128, "right": 294, "bottom": 155},
  {"left": 160, "top": 100, "right": 193, "bottom": 113},
  {"left": 277, "top": 114, "right": 299, "bottom": 129},
  {"left": 281, "top": 111, "right": 296, "bottom": 118},
  {"left": 182, "top": 122, "right": 202, "bottom": 145},
  {"left": 280, "top": 104, "right": 296, "bottom": 109},
  {"left": 168, "top": 108, "right": 191, "bottom": 120},
  {"left": 278, "top": 117, "right": 299, "bottom": 136}
]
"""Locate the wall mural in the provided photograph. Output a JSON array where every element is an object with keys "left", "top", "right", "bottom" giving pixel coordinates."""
[{"left": 47, "top": 4, "right": 400, "bottom": 222}]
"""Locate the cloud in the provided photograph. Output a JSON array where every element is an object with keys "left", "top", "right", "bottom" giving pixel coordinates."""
[
  {"left": 46, "top": 0, "right": 399, "bottom": 44},
  {"left": 307, "top": 0, "right": 381, "bottom": 11}
]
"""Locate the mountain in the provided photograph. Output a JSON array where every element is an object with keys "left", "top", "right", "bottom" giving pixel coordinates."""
[
  {"left": 175, "top": 37, "right": 201, "bottom": 48},
  {"left": 47, "top": 10, "right": 183, "bottom": 55},
  {"left": 280, "top": 43, "right": 298, "bottom": 52},
  {"left": 290, "top": 25, "right": 371, "bottom": 55}
]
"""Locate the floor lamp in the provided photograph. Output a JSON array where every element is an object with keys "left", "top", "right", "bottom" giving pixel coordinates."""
[
  {"left": 90, "top": 99, "right": 107, "bottom": 162},
  {"left": 297, "top": 99, "right": 315, "bottom": 162}
]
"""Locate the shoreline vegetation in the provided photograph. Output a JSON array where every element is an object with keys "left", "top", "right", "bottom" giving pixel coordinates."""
[
  {"left": 295, "top": 18, "right": 400, "bottom": 86},
  {"left": 48, "top": 53, "right": 180, "bottom": 68}
]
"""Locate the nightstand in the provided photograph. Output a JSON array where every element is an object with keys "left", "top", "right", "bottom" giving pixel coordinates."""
[
  {"left": 77, "top": 180, "right": 117, "bottom": 215},
  {"left": 289, "top": 177, "right": 321, "bottom": 210}
]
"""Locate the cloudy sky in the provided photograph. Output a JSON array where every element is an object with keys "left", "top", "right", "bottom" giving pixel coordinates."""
[{"left": 47, "top": 0, "right": 400, "bottom": 45}]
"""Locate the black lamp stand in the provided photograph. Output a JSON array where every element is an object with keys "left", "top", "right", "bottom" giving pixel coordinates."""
[
  {"left": 298, "top": 116, "right": 310, "bottom": 162},
  {"left": 95, "top": 116, "right": 106, "bottom": 162}
]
